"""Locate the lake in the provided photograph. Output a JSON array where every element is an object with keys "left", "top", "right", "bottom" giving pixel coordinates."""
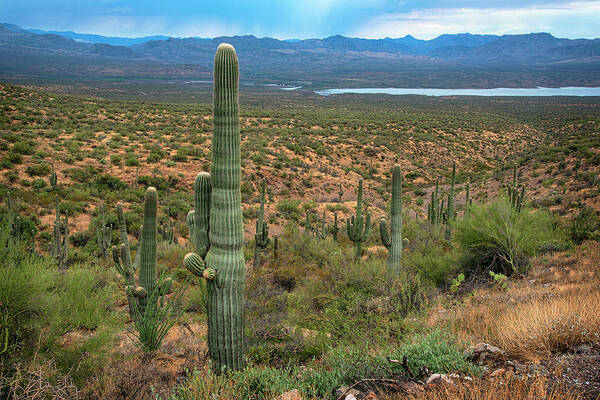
[{"left": 314, "top": 87, "right": 600, "bottom": 97}]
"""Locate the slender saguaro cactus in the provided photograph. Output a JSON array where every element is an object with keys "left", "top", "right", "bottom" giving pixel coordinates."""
[
  {"left": 253, "top": 178, "right": 270, "bottom": 267},
  {"left": 506, "top": 166, "right": 526, "bottom": 212},
  {"left": 115, "top": 189, "right": 171, "bottom": 318},
  {"left": 331, "top": 212, "right": 339, "bottom": 242},
  {"left": 112, "top": 203, "right": 137, "bottom": 319},
  {"left": 52, "top": 195, "right": 68, "bottom": 268},
  {"left": 183, "top": 44, "right": 246, "bottom": 371},
  {"left": 96, "top": 206, "right": 112, "bottom": 258},
  {"left": 187, "top": 172, "right": 211, "bottom": 259},
  {"left": 273, "top": 235, "right": 279, "bottom": 260},
  {"left": 346, "top": 178, "right": 371, "bottom": 259},
  {"left": 49, "top": 163, "right": 58, "bottom": 190},
  {"left": 338, "top": 183, "right": 344, "bottom": 203},
  {"left": 444, "top": 162, "right": 456, "bottom": 240},
  {"left": 304, "top": 211, "right": 312, "bottom": 235},
  {"left": 379, "top": 165, "right": 403, "bottom": 271},
  {"left": 465, "top": 179, "right": 472, "bottom": 216},
  {"left": 316, "top": 210, "right": 328, "bottom": 240}
]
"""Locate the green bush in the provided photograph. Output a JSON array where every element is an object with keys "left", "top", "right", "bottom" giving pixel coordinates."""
[{"left": 455, "top": 197, "right": 557, "bottom": 275}]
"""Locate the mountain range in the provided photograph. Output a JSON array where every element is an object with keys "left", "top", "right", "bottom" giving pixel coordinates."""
[{"left": 1, "top": 22, "right": 599, "bottom": 88}]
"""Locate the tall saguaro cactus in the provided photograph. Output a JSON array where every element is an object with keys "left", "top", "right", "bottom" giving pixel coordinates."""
[
  {"left": 183, "top": 43, "right": 246, "bottom": 371},
  {"left": 254, "top": 178, "right": 270, "bottom": 267},
  {"left": 96, "top": 205, "right": 112, "bottom": 258},
  {"left": 346, "top": 178, "right": 371, "bottom": 259},
  {"left": 379, "top": 165, "right": 403, "bottom": 271}
]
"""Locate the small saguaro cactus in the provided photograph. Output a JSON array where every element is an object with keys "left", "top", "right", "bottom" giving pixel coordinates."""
[
  {"left": 49, "top": 163, "right": 58, "bottom": 190},
  {"left": 316, "top": 210, "right": 329, "bottom": 240},
  {"left": 304, "top": 210, "right": 312, "bottom": 235},
  {"left": 444, "top": 162, "right": 457, "bottom": 240},
  {"left": 379, "top": 165, "right": 403, "bottom": 271},
  {"left": 183, "top": 43, "right": 246, "bottom": 371},
  {"left": 253, "top": 178, "right": 270, "bottom": 268},
  {"left": 506, "top": 166, "right": 525, "bottom": 212},
  {"left": 96, "top": 205, "right": 112, "bottom": 258},
  {"left": 338, "top": 183, "right": 344, "bottom": 203},
  {"left": 331, "top": 212, "right": 339, "bottom": 242},
  {"left": 52, "top": 195, "right": 68, "bottom": 269},
  {"left": 112, "top": 202, "right": 136, "bottom": 319},
  {"left": 465, "top": 179, "right": 472, "bottom": 216},
  {"left": 124, "top": 187, "right": 172, "bottom": 317},
  {"left": 273, "top": 235, "right": 279, "bottom": 259},
  {"left": 346, "top": 178, "right": 371, "bottom": 259}
]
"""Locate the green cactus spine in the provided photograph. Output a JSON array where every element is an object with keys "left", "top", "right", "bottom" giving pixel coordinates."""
[
  {"left": 346, "top": 178, "right": 371, "bottom": 259},
  {"left": 379, "top": 165, "right": 403, "bottom": 271},
  {"left": 253, "top": 178, "right": 270, "bottom": 267},
  {"left": 183, "top": 44, "right": 245, "bottom": 371}
]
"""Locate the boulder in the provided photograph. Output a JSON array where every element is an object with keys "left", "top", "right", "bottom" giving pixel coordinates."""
[{"left": 275, "top": 389, "right": 302, "bottom": 400}]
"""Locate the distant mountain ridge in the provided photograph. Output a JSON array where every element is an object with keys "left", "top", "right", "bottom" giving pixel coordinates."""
[{"left": 1, "top": 22, "right": 599, "bottom": 88}]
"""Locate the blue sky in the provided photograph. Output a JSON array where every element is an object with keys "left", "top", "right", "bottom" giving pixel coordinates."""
[{"left": 1, "top": 0, "right": 598, "bottom": 39}]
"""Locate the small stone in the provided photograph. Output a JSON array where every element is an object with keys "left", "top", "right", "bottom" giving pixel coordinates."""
[
  {"left": 491, "top": 368, "right": 505, "bottom": 377},
  {"left": 575, "top": 344, "right": 592, "bottom": 355},
  {"left": 463, "top": 376, "right": 474, "bottom": 382},
  {"left": 427, "top": 373, "right": 453, "bottom": 385},
  {"left": 344, "top": 395, "right": 357, "bottom": 400},
  {"left": 275, "top": 389, "right": 302, "bottom": 400}
]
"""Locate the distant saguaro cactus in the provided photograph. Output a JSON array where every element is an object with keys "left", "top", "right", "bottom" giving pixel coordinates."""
[
  {"left": 379, "top": 165, "right": 403, "bottom": 271},
  {"left": 254, "top": 178, "right": 270, "bottom": 267},
  {"left": 346, "top": 178, "right": 371, "bottom": 259},
  {"left": 183, "top": 44, "right": 246, "bottom": 371}
]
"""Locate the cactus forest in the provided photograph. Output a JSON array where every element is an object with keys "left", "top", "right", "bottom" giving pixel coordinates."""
[{"left": 1, "top": 41, "right": 600, "bottom": 400}]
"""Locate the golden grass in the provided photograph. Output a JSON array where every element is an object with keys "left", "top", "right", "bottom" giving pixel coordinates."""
[
  {"left": 394, "top": 376, "right": 581, "bottom": 400},
  {"left": 445, "top": 242, "right": 600, "bottom": 362}
]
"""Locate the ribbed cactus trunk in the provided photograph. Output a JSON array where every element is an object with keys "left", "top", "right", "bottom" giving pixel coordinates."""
[
  {"left": 379, "top": 165, "right": 403, "bottom": 271},
  {"left": 115, "top": 203, "right": 136, "bottom": 319},
  {"left": 138, "top": 187, "right": 158, "bottom": 315},
  {"left": 205, "top": 44, "right": 245, "bottom": 371}
]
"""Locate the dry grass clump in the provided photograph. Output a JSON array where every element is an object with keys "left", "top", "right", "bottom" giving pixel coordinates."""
[
  {"left": 399, "top": 376, "right": 580, "bottom": 400},
  {"left": 448, "top": 242, "right": 600, "bottom": 362},
  {"left": 494, "top": 286, "right": 600, "bottom": 361}
]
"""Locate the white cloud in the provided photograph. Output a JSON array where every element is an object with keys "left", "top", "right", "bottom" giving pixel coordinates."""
[{"left": 352, "top": 1, "right": 600, "bottom": 39}]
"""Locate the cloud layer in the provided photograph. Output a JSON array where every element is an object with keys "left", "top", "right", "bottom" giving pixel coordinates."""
[{"left": 0, "top": 0, "right": 598, "bottom": 39}]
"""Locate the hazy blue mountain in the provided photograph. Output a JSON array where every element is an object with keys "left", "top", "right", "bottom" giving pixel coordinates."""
[
  {"left": 0, "top": 23, "right": 598, "bottom": 88},
  {"left": 26, "top": 28, "right": 171, "bottom": 46}
]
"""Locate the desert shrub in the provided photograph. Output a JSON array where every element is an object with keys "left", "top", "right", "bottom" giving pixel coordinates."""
[
  {"left": 25, "top": 163, "right": 50, "bottom": 177},
  {"left": 455, "top": 197, "right": 557, "bottom": 275},
  {"left": 174, "top": 330, "right": 477, "bottom": 400},
  {"left": 569, "top": 206, "right": 598, "bottom": 244},
  {"left": 92, "top": 174, "right": 128, "bottom": 192},
  {"left": 276, "top": 199, "right": 302, "bottom": 221}
]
